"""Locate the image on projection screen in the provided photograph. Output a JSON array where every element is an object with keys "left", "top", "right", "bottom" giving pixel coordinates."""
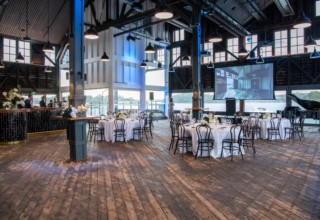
[{"left": 214, "top": 63, "right": 274, "bottom": 100}]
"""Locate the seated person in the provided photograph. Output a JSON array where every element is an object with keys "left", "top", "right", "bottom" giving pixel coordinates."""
[
  {"left": 39, "top": 96, "right": 46, "bottom": 107},
  {"left": 47, "top": 100, "right": 53, "bottom": 107}
]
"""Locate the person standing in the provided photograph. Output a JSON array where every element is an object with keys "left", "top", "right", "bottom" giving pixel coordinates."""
[
  {"left": 40, "top": 96, "right": 46, "bottom": 107},
  {"left": 24, "top": 95, "right": 32, "bottom": 108},
  {"left": 169, "top": 98, "right": 174, "bottom": 120}
]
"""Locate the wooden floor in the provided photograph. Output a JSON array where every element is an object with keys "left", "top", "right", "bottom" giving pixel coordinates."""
[{"left": 0, "top": 120, "right": 319, "bottom": 220}]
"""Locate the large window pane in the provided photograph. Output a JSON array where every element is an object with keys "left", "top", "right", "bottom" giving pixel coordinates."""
[
  {"left": 115, "top": 90, "right": 140, "bottom": 112},
  {"left": 244, "top": 91, "right": 286, "bottom": 112},
  {"left": 85, "top": 88, "right": 108, "bottom": 116},
  {"left": 171, "top": 92, "right": 192, "bottom": 111},
  {"left": 146, "top": 90, "right": 165, "bottom": 113}
]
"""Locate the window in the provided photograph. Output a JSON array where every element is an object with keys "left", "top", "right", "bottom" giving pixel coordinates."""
[
  {"left": 3, "top": 38, "right": 16, "bottom": 62},
  {"left": 290, "top": 28, "right": 304, "bottom": 55},
  {"left": 114, "top": 90, "right": 140, "bottom": 112},
  {"left": 260, "top": 46, "right": 272, "bottom": 57},
  {"left": 245, "top": 35, "right": 258, "bottom": 58},
  {"left": 215, "top": 52, "right": 225, "bottom": 63},
  {"left": 157, "top": 49, "right": 165, "bottom": 64},
  {"left": 274, "top": 30, "right": 288, "bottom": 56},
  {"left": 85, "top": 89, "right": 108, "bottom": 115},
  {"left": 171, "top": 92, "right": 192, "bottom": 111},
  {"left": 173, "top": 29, "right": 185, "bottom": 42},
  {"left": 244, "top": 91, "right": 286, "bottom": 113},
  {"left": 316, "top": 1, "right": 320, "bottom": 16},
  {"left": 172, "top": 47, "right": 181, "bottom": 67},
  {"left": 45, "top": 47, "right": 55, "bottom": 66},
  {"left": 202, "top": 42, "right": 213, "bottom": 64},
  {"left": 62, "top": 49, "right": 69, "bottom": 64},
  {"left": 227, "top": 37, "right": 238, "bottom": 61},
  {"left": 18, "top": 41, "right": 31, "bottom": 63}
]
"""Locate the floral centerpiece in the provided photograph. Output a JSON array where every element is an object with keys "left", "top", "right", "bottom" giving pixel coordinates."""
[
  {"left": 2, "top": 88, "right": 21, "bottom": 109},
  {"left": 208, "top": 113, "right": 219, "bottom": 125},
  {"left": 77, "top": 104, "right": 88, "bottom": 117},
  {"left": 200, "top": 116, "right": 209, "bottom": 126},
  {"left": 116, "top": 112, "right": 127, "bottom": 119}
]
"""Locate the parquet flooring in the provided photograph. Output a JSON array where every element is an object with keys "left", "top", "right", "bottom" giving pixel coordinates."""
[{"left": 0, "top": 120, "right": 319, "bottom": 220}]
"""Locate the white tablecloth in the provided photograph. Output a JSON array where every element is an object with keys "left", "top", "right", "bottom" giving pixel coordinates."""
[
  {"left": 184, "top": 123, "right": 245, "bottom": 158},
  {"left": 98, "top": 118, "right": 141, "bottom": 142},
  {"left": 245, "top": 117, "right": 290, "bottom": 139}
]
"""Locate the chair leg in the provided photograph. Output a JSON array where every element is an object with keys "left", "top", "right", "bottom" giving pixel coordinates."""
[{"left": 174, "top": 139, "right": 179, "bottom": 155}]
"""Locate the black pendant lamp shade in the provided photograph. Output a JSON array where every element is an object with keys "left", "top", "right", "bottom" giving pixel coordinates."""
[
  {"left": 182, "top": 55, "right": 190, "bottom": 61},
  {"left": 145, "top": 43, "right": 155, "bottom": 53},
  {"left": 207, "top": 61, "right": 214, "bottom": 69},
  {"left": 293, "top": 11, "right": 311, "bottom": 29},
  {"left": 43, "top": 41, "right": 54, "bottom": 52},
  {"left": 101, "top": 52, "right": 110, "bottom": 61},
  {"left": 155, "top": 5, "right": 174, "bottom": 19},
  {"left": 16, "top": 52, "right": 25, "bottom": 62},
  {"left": 305, "top": 35, "right": 317, "bottom": 49},
  {"left": 208, "top": 32, "right": 222, "bottom": 43},
  {"left": 140, "top": 60, "right": 147, "bottom": 68},
  {"left": 238, "top": 45, "right": 248, "bottom": 56},
  {"left": 256, "top": 55, "right": 264, "bottom": 64},
  {"left": 84, "top": 26, "right": 99, "bottom": 39},
  {"left": 0, "top": 60, "right": 5, "bottom": 68},
  {"left": 310, "top": 47, "right": 320, "bottom": 59},
  {"left": 44, "top": 66, "right": 52, "bottom": 73}
]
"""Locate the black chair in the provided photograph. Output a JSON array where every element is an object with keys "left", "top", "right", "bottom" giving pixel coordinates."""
[
  {"left": 114, "top": 119, "right": 126, "bottom": 142},
  {"left": 239, "top": 120, "right": 256, "bottom": 157},
  {"left": 221, "top": 125, "right": 244, "bottom": 162},
  {"left": 284, "top": 114, "right": 296, "bottom": 140},
  {"left": 132, "top": 118, "right": 148, "bottom": 141},
  {"left": 169, "top": 120, "right": 178, "bottom": 151},
  {"left": 249, "top": 116, "right": 262, "bottom": 139},
  {"left": 195, "top": 125, "right": 214, "bottom": 159},
  {"left": 87, "top": 119, "right": 105, "bottom": 142},
  {"left": 143, "top": 115, "right": 153, "bottom": 138},
  {"left": 285, "top": 115, "right": 305, "bottom": 141},
  {"left": 174, "top": 123, "right": 192, "bottom": 156},
  {"left": 267, "top": 117, "right": 282, "bottom": 140}
]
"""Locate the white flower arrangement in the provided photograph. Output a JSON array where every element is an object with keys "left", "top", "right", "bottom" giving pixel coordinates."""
[
  {"left": 77, "top": 104, "right": 88, "bottom": 114},
  {"left": 116, "top": 112, "right": 127, "bottom": 119},
  {"left": 128, "top": 109, "right": 136, "bottom": 114},
  {"left": 2, "top": 88, "right": 21, "bottom": 109}
]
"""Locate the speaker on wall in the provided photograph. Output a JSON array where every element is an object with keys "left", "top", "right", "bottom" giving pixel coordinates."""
[
  {"left": 149, "top": 92, "right": 154, "bottom": 101},
  {"left": 226, "top": 98, "right": 236, "bottom": 116}
]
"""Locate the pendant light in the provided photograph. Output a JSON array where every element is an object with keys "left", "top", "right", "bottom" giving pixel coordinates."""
[
  {"left": 310, "top": 47, "right": 320, "bottom": 59},
  {"left": 0, "top": 60, "right": 5, "bottom": 69},
  {"left": 44, "top": 66, "right": 52, "bottom": 73},
  {"left": 208, "top": 27, "right": 222, "bottom": 43},
  {"left": 182, "top": 54, "right": 190, "bottom": 61},
  {"left": 238, "top": 5, "right": 248, "bottom": 57},
  {"left": 140, "top": 60, "right": 147, "bottom": 68},
  {"left": 84, "top": 26, "right": 99, "bottom": 39},
  {"left": 256, "top": 55, "right": 264, "bottom": 64},
  {"left": 145, "top": 42, "right": 155, "bottom": 54},
  {"left": 43, "top": 0, "right": 54, "bottom": 52},
  {"left": 155, "top": 1, "right": 173, "bottom": 19},
  {"left": 23, "top": 0, "right": 31, "bottom": 42},
  {"left": 101, "top": 52, "right": 109, "bottom": 61},
  {"left": 207, "top": 61, "right": 214, "bottom": 69},
  {"left": 305, "top": 35, "right": 317, "bottom": 49},
  {"left": 16, "top": 52, "right": 25, "bottom": 62},
  {"left": 293, "top": 11, "right": 311, "bottom": 29}
]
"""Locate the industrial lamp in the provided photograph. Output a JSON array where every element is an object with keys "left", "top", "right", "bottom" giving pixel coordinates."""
[
  {"left": 293, "top": 11, "right": 311, "bottom": 29},
  {"left": 256, "top": 55, "right": 264, "bottom": 64},
  {"left": 305, "top": 35, "right": 317, "bottom": 49},
  {"left": 145, "top": 43, "right": 155, "bottom": 53},
  {"left": 207, "top": 61, "right": 214, "bottom": 69},
  {"left": 16, "top": 52, "right": 25, "bottom": 62},
  {"left": 310, "top": 47, "right": 320, "bottom": 59},
  {"left": 155, "top": 7, "right": 173, "bottom": 19},
  {"left": 43, "top": 0, "right": 54, "bottom": 52},
  {"left": 208, "top": 32, "right": 222, "bottom": 43},
  {"left": 238, "top": 45, "right": 248, "bottom": 56},
  {"left": 84, "top": 26, "right": 99, "bottom": 39},
  {"left": 100, "top": 52, "right": 110, "bottom": 61}
]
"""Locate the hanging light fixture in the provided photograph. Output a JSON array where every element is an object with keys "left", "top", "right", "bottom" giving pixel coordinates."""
[
  {"left": 23, "top": 0, "right": 31, "bottom": 42},
  {"left": 44, "top": 66, "right": 52, "bottom": 73},
  {"left": 238, "top": 45, "right": 248, "bottom": 56},
  {"left": 169, "top": 66, "right": 175, "bottom": 72},
  {"left": 145, "top": 42, "right": 155, "bottom": 53},
  {"left": 16, "top": 52, "right": 25, "bottom": 62},
  {"left": 256, "top": 55, "right": 264, "bottom": 64},
  {"left": 101, "top": 52, "right": 110, "bottom": 61},
  {"left": 43, "top": 0, "right": 54, "bottom": 52},
  {"left": 155, "top": 37, "right": 163, "bottom": 42},
  {"left": 155, "top": 1, "right": 173, "bottom": 20},
  {"left": 140, "top": 60, "right": 147, "bottom": 68},
  {"left": 207, "top": 61, "right": 214, "bottom": 69},
  {"left": 310, "top": 47, "right": 320, "bottom": 59},
  {"left": 208, "top": 32, "right": 222, "bottom": 43},
  {"left": 182, "top": 55, "right": 190, "bottom": 61},
  {"left": 84, "top": 26, "right": 99, "bottom": 39},
  {"left": 293, "top": 11, "right": 311, "bottom": 29},
  {"left": 305, "top": 35, "right": 317, "bottom": 49},
  {"left": 0, "top": 60, "right": 5, "bottom": 69}
]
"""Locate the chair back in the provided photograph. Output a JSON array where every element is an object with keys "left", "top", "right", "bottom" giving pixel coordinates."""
[
  {"left": 137, "top": 118, "right": 144, "bottom": 129},
  {"left": 114, "top": 118, "right": 125, "bottom": 131},
  {"left": 170, "top": 120, "right": 177, "bottom": 137},
  {"left": 229, "top": 125, "right": 241, "bottom": 143},
  {"left": 196, "top": 125, "right": 212, "bottom": 141},
  {"left": 288, "top": 114, "right": 296, "bottom": 128},
  {"left": 296, "top": 115, "right": 305, "bottom": 130},
  {"left": 176, "top": 123, "right": 187, "bottom": 138},
  {"left": 270, "top": 117, "right": 281, "bottom": 129},
  {"left": 240, "top": 120, "right": 252, "bottom": 138}
]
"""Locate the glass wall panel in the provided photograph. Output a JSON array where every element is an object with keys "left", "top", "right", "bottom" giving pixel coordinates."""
[
  {"left": 146, "top": 90, "right": 165, "bottom": 113},
  {"left": 244, "top": 91, "right": 286, "bottom": 113},
  {"left": 114, "top": 90, "right": 140, "bottom": 112},
  {"left": 85, "top": 89, "right": 108, "bottom": 116}
]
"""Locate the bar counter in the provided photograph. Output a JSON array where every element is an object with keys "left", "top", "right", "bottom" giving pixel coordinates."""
[{"left": 0, "top": 108, "right": 68, "bottom": 143}]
